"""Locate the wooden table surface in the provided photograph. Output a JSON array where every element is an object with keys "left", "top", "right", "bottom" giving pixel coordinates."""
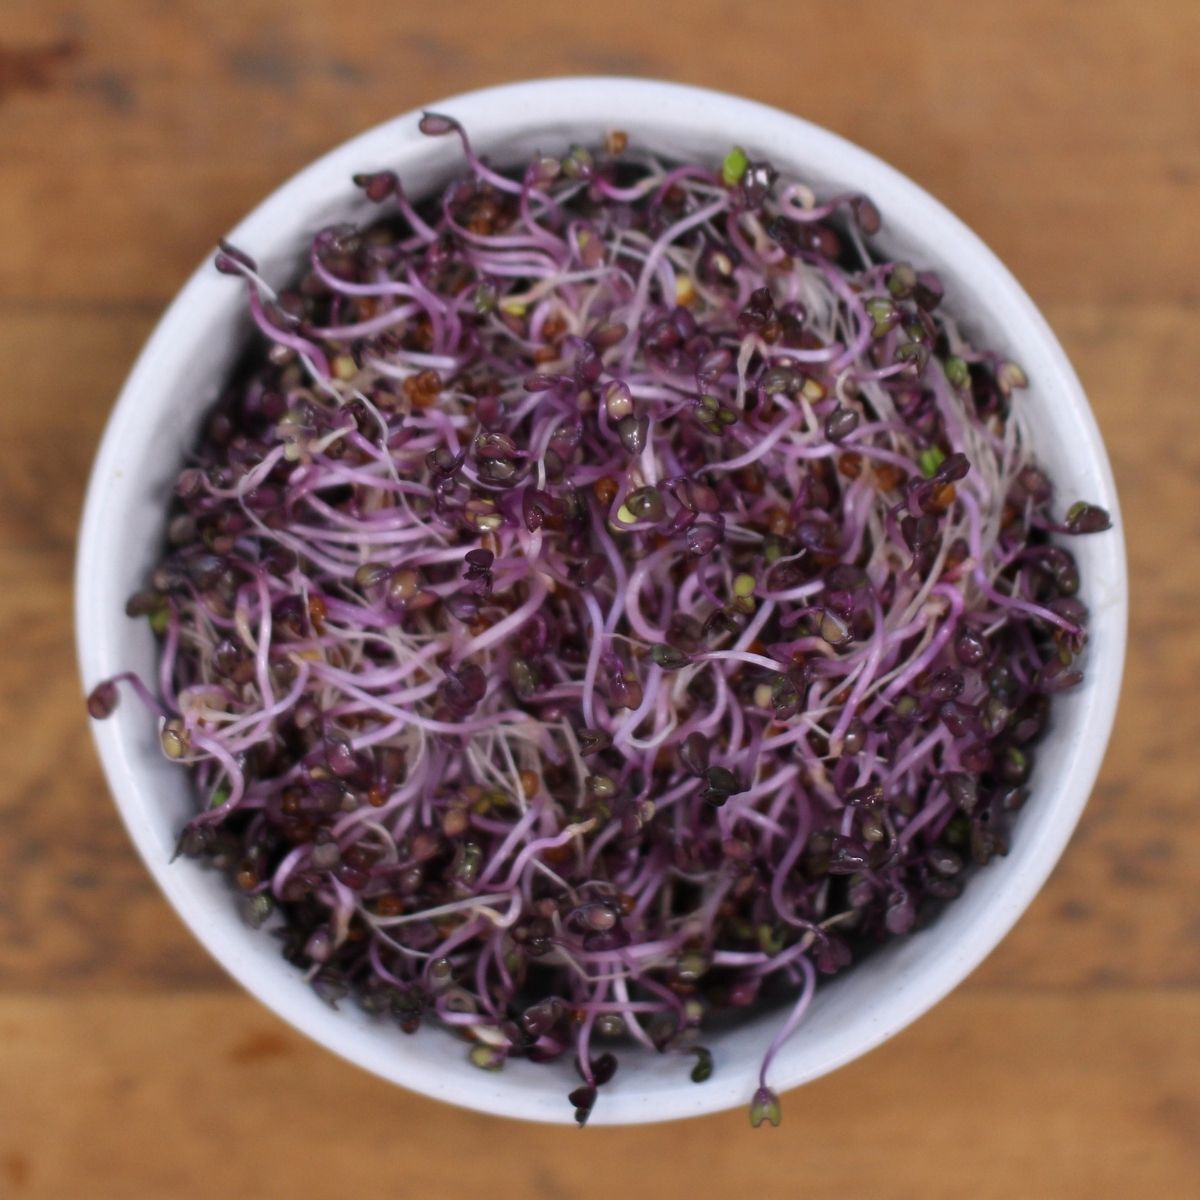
[{"left": 2, "top": 2, "right": 1197, "bottom": 1196}]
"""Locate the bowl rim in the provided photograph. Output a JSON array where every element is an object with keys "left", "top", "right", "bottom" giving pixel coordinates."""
[{"left": 76, "top": 75, "right": 1127, "bottom": 1125}]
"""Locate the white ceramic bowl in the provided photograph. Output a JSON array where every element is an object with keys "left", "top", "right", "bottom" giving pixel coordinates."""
[{"left": 76, "top": 77, "right": 1127, "bottom": 1125}]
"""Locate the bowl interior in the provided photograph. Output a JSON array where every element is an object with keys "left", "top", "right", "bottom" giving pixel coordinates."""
[{"left": 76, "top": 78, "right": 1126, "bottom": 1125}]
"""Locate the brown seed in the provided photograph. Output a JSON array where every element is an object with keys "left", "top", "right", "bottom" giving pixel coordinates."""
[
  {"left": 366, "top": 787, "right": 387, "bottom": 808},
  {"left": 543, "top": 842, "right": 573, "bottom": 866},
  {"left": 735, "top": 465, "right": 765, "bottom": 494},
  {"left": 375, "top": 894, "right": 404, "bottom": 917},
  {"left": 933, "top": 482, "right": 957, "bottom": 509},
  {"left": 307, "top": 594, "right": 328, "bottom": 633},
  {"left": 518, "top": 770, "right": 540, "bottom": 797},
  {"left": 388, "top": 569, "right": 420, "bottom": 602},
  {"left": 442, "top": 807, "right": 470, "bottom": 838},
  {"left": 593, "top": 477, "right": 618, "bottom": 505},
  {"left": 404, "top": 368, "right": 442, "bottom": 408},
  {"left": 605, "top": 130, "right": 628, "bottom": 154},
  {"left": 838, "top": 452, "right": 864, "bottom": 479},
  {"left": 765, "top": 506, "right": 792, "bottom": 535},
  {"left": 410, "top": 316, "right": 433, "bottom": 352},
  {"left": 943, "top": 542, "right": 968, "bottom": 571},
  {"left": 874, "top": 463, "right": 906, "bottom": 492}
]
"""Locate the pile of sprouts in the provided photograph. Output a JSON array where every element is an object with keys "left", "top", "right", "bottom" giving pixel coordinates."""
[{"left": 89, "top": 117, "right": 1110, "bottom": 1125}]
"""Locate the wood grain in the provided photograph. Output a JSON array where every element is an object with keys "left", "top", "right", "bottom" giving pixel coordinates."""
[
  {"left": 0, "top": 1, "right": 1196, "bottom": 306},
  {"left": 0, "top": 993, "right": 1197, "bottom": 1200},
  {"left": 0, "top": 2, "right": 1197, "bottom": 1196}
]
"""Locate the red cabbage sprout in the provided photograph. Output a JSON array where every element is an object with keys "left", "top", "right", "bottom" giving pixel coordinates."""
[{"left": 88, "top": 121, "right": 1110, "bottom": 1126}]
